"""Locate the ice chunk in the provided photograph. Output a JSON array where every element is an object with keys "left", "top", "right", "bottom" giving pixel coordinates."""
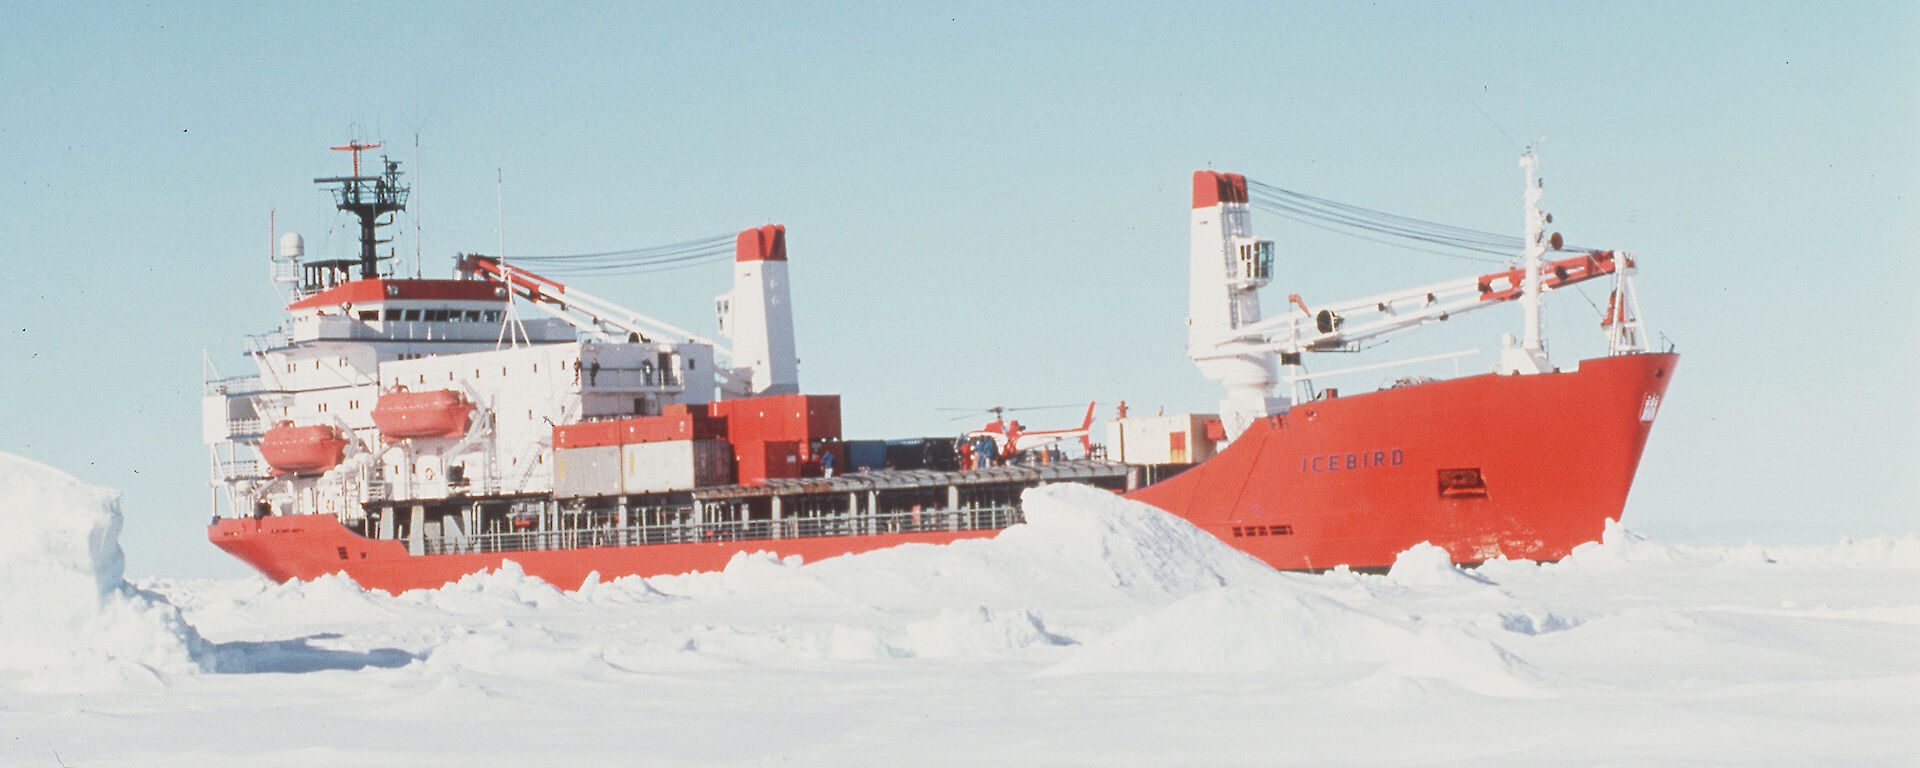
[
  {"left": 0, "top": 452, "right": 213, "bottom": 686},
  {"left": 997, "top": 483, "right": 1280, "bottom": 596},
  {"left": 1387, "top": 541, "right": 1494, "bottom": 586}
]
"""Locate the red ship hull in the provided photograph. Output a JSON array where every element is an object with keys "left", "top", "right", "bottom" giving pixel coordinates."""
[
  {"left": 209, "top": 353, "right": 1675, "bottom": 591},
  {"left": 1128, "top": 352, "right": 1677, "bottom": 568},
  {"left": 210, "top": 516, "right": 1002, "bottom": 594}
]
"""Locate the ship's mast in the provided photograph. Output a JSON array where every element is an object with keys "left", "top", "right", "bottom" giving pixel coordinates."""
[
  {"left": 1187, "top": 171, "right": 1282, "bottom": 440},
  {"left": 315, "top": 142, "right": 410, "bottom": 280},
  {"left": 1517, "top": 150, "right": 1551, "bottom": 373}
]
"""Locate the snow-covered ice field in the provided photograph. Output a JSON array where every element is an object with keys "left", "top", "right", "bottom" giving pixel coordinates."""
[{"left": 4, "top": 452, "right": 1916, "bottom": 767}]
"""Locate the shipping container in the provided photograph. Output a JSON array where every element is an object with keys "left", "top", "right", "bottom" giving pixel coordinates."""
[
  {"left": 883, "top": 438, "right": 958, "bottom": 471},
  {"left": 737, "top": 440, "right": 804, "bottom": 484},
  {"left": 802, "top": 396, "right": 841, "bottom": 442},
  {"left": 552, "top": 445, "right": 623, "bottom": 498},
  {"left": 1105, "top": 413, "right": 1218, "bottom": 464},
  {"left": 556, "top": 410, "right": 728, "bottom": 449},
  {"left": 845, "top": 440, "right": 887, "bottom": 471},
  {"left": 621, "top": 439, "right": 732, "bottom": 493},
  {"left": 618, "top": 411, "right": 728, "bottom": 444},
  {"left": 552, "top": 420, "right": 621, "bottom": 449},
  {"left": 710, "top": 394, "right": 841, "bottom": 444}
]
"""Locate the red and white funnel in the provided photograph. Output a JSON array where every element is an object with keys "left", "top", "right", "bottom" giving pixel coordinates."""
[{"left": 721, "top": 224, "right": 799, "bottom": 396}]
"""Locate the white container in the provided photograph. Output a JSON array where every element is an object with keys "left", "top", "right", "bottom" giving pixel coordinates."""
[
  {"left": 553, "top": 445, "right": 623, "bottom": 498},
  {"left": 1106, "top": 413, "right": 1218, "bottom": 465},
  {"left": 622, "top": 439, "right": 732, "bottom": 493}
]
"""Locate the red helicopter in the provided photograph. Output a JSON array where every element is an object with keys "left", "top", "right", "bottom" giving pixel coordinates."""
[{"left": 959, "top": 402, "right": 1097, "bottom": 464}]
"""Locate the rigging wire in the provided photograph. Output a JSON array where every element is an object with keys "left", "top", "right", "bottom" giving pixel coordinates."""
[
  {"left": 506, "top": 233, "right": 736, "bottom": 262},
  {"left": 1255, "top": 207, "right": 1512, "bottom": 265},
  {"left": 1247, "top": 179, "right": 1598, "bottom": 263},
  {"left": 482, "top": 231, "right": 738, "bottom": 275},
  {"left": 1247, "top": 180, "right": 1522, "bottom": 264},
  {"left": 507, "top": 249, "right": 735, "bottom": 276},
  {"left": 1252, "top": 183, "right": 1523, "bottom": 249}
]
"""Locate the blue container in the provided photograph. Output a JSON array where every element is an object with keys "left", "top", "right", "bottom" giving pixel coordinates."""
[{"left": 846, "top": 440, "right": 888, "bottom": 471}]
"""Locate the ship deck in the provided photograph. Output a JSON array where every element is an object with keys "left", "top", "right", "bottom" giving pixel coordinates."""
[
  {"left": 342, "top": 459, "right": 1140, "bottom": 561},
  {"left": 692, "top": 459, "right": 1135, "bottom": 499}
]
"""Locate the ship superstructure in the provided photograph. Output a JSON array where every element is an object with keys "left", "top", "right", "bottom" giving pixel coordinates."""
[{"left": 207, "top": 148, "right": 744, "bottom": 522}]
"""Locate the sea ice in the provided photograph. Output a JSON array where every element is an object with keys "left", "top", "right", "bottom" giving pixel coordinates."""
[
  {"left": 5, "top": 456, "right": 1916, "bottom": 766},
  {"left": 0, "top": 451, "right": 214, "bottom": 687}
]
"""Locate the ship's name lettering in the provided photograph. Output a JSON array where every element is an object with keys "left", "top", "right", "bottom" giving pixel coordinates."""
[{"left": 1301, "top": 448, "right": 1404, "bottom": 474}]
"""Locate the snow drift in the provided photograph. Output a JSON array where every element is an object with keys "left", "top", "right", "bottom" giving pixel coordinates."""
[
  {"left": 0, "top": 451, "right": 213, "bottom": 686},
  {"left": 5, "top": 467, "right": 1915, "bottom": 765}
]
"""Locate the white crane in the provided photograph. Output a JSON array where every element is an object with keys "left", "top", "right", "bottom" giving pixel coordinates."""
[
  {"left": 1188, "top": 152, "right": 1650, "bottom": 440},
  {"left": 458, "top": 224, "right": 802, "bottom": 400}
]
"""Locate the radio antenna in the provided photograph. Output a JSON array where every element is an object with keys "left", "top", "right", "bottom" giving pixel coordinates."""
[{"left": 413, "top": 131, "right": 423, "bottom": 278}]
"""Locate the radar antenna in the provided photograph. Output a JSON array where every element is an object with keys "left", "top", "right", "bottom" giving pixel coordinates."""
[{"left": 314, "top": 142, "right": 410, "bottom": 279}]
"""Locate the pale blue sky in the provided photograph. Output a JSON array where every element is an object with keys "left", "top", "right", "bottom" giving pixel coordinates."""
[{"left": 3, "top": 2, "right": 1914, "bottom": 578}]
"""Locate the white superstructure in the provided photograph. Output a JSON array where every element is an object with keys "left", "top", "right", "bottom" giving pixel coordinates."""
[{"left": 203, "top": 155, "right": 798, "bottom": 524}]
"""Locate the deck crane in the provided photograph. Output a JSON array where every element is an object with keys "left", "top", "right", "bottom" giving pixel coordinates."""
[
  {"left": 1189, "top": 151, "right": 1651, "bottom": 439},
  {"left": 456, "top": 224, "right": 801, "bottom": 400}
]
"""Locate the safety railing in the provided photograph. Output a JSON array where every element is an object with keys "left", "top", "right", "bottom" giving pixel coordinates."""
[
  {"left": 576, "top": 365, "right": 684, "bottom": 391},
  {"left": 421, "top": 505, "right": 1021, "bottom": 556},
  {"left": 248, "top": 329, "right": 292, "bottom": 350},
  {"left": 215, "top": 459, "right": 262, "bottom": 481},
  {"left": 205, "top": 375, "right": 264, "bottom": 397}
]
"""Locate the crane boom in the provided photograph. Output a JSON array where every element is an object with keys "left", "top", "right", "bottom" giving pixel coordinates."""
[
  {"left": 1188, "top": 153, "right": 1651, "bottom": 441},
  {"left": 459, "top": 254, "right": 726, "bottom": 352},
  {"left": 1215, "top": 249, "right": 1627, "bottom": 356},
  {"left": 457, "top": 254, "right": 752, "bottom": 396}
]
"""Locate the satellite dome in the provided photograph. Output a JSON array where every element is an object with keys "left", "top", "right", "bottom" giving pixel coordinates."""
[{"left": 278, "top": 231, "right": 305, "bottom": 260}]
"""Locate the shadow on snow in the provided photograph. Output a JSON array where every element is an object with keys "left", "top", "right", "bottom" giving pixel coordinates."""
[{"left": 214, "top": 633, "right": 417, "bottom": 674}]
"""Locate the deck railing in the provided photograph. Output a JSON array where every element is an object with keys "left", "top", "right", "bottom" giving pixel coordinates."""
[
  {"left": 421, "top": 505, "right": 1021, "bottom": 557},
  {"left": 577, "top": 365, "right": 683, "bottom": 391},
  {"left": 205, "top": 375, "right": 265, "bottom": 397}
]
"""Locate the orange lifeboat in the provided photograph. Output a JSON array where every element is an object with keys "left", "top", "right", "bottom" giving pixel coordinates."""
[
  {"left": 260, "top": 421, "right": 348, "bottom": 476},
  {"left": 372, "top": 386, "right": 474, "bottom": 441}
]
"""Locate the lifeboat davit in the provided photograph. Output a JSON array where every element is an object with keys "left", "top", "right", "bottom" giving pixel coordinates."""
[
  {"left": 260, "top": 421, "right": 348, "bottom": 476},
  {"left": 372, "top": 386, "right": 474, "bottom": 441}
]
